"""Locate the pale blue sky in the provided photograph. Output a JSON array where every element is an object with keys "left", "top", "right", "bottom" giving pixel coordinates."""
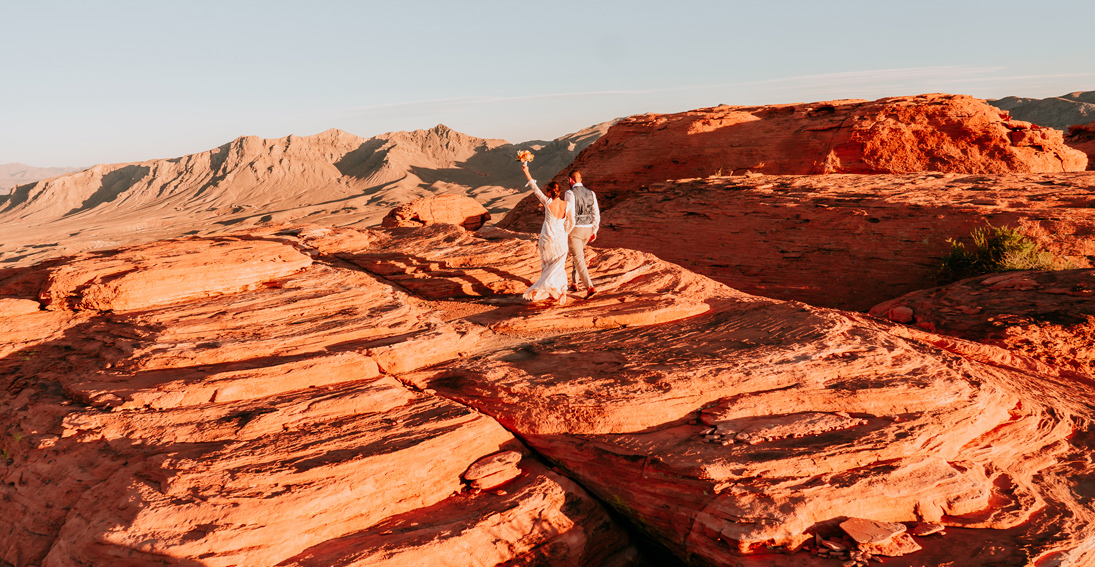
[{"left": 3, "top": 0, "right": 1094, "bottom": 167}]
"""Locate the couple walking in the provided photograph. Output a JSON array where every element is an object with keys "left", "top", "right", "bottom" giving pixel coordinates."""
[{"left": 520, "top": 162, "right": 600, "bottom": 306}]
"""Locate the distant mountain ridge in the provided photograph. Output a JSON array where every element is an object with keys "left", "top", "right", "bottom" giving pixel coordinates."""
[
  {"left": 0, "top": 163, "right": 81, "bottom": 193},
  {"left": 0, "top": 122, "right": 613, "bottom": 266},
  {"left": 988, "top": 91, "right": 1095, "bottom": 130}
]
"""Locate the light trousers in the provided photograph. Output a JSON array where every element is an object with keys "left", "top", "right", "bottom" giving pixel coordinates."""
[{"left": 568, "top": 226, "right": 594, "bottom": 289}]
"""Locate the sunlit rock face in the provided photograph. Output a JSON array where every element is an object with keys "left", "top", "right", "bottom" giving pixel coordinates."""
[
  {"left": 497, "top": 94, "right": 1094, "bottom": 311},
  {"left": 499, "top": 93, "right": 1088, "bottom": 228},
  {"left": 380, "top": 194, "right": 491, "bottom": 230},
  {"left": 2, "top": 223, "right": 1095, "bottom": 566},
  {"left": 505, "top": 170, "right": 1095, "bottom": 311},
  {"left": 872, "top": 268, "right": 1095, "bottom": 376},
  {"left": 0, "top": 229, "right": 643, "bottom": 567}
]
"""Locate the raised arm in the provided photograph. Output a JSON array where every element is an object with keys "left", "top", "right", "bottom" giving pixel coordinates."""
[{"left": 522, "top": 162, "right": 549, "bottom": 207}]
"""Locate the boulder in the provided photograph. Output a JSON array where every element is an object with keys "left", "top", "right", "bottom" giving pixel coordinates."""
[
  {"left": 381, "top": 194, "right": 491, "bottom": 230},
  {"left": 911, "top": 522, "right": 945, "bottom": 536},
  {"left": 462, "top": 450, "right": 524, "bottom": 490},
  {"left": 840, "top": 518, "right": 922, "bottom": 556}
]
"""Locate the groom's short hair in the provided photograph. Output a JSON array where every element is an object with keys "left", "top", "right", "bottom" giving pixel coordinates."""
[{"left": 568, "top": 171, "right": 582, "bottom": 184}]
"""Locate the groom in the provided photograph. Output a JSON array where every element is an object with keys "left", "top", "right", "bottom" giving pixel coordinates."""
[{"left": 565, "top": 170, "right": 600, "bottom": 298}]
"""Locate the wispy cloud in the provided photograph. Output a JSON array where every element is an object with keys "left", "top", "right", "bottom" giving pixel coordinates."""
[
  {"left": 928, "top": 71, "right": 1095, "bottom": 84},
  {"left": 744, "top": 66, "right": 1008, "bottom": 87},
  {"left": 339, "top": 89, "right": 666, "bottom": 116}
]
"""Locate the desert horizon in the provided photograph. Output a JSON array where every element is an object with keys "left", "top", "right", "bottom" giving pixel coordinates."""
[{"left": 6, "top": 88, "right": 1095, "bottom": 186}]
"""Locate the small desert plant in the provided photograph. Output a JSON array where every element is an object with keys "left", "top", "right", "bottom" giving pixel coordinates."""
[{"left": 939, "top": 221, "right": 1074, "bottom": 283}]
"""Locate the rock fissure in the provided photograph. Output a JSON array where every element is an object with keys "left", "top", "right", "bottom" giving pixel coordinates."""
[{"left": 4, "top": 207, "right": 1095, "bottom": 565}]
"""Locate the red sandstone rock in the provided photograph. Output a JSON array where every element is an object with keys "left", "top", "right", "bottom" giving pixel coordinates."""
[
  {"left": 498, "top": 94, "right": 1088, "bottom": 234},
  {"left": 311, "top": 223, "right": 733, "bottom": 333},
  {"left": 1067, "top": 120, "right": 1095, "bottom": 171},
  {"left": 515, "top": 172, "right": 1095, "bottom": 311},
  {"left": 870, "top": 268, "right": 1095, "bottom": 375},
  {"left": 38, "top": 237, "right": 313, "bottom": 312},
  {"left": 0, "top": 228, "right": 643, "bottom": 566},
  {"left": 4, "top": 223, "right": 1095, "bottom": 567},
  {"left": 911, "top": 522, "right": 945, "bottom": 536},
  {"left": 0, "top": 297, "right": 39, "bottom": 317},
  {"left": 404, "top": 300, "right": 1092, "bottom": 564},
  {"left": 280, "top": 460, "right": 641, "bottom": 567},
  {"left": 463, "top": 450, "right": 523, "bottom": 490},
  {"left": 863, "top": 532, "right": 922, "bottom": 557},
  {"left": 840, "top": 518, "right": 921, "bottom": 557},
  {"left": 381, "top": 194, "right": 491, "bottom": 230}
]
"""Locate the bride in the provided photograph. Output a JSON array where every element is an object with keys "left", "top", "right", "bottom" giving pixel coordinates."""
[{"left": 520, "top": 162, "right": 574, "bottom": 305}]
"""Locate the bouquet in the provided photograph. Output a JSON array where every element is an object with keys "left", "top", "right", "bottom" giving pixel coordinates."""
[{"left": 515, "top": 150, "right": 534, "bottom": 164}]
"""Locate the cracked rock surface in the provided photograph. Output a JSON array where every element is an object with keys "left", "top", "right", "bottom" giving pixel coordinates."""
[{"left": 2, "top": 223, "right": 1095, "bottom": 566}]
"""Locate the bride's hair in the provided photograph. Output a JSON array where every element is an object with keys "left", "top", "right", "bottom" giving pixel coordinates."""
[{"left": 544, "top": 181, "right": 563, "bottom": 200}]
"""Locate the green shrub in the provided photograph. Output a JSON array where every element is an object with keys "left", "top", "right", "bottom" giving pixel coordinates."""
[{"left": 939, "top": 222, "right": 1074, "bottom": 283}]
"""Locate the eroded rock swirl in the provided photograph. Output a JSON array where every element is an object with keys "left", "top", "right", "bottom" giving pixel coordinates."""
[{"left": 2, "top": 222, "right": 1093, "bottom": 566}]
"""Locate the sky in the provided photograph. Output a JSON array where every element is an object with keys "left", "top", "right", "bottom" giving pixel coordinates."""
[{"left": 3, "top": 0, "right": 1094, "bottom": 167}]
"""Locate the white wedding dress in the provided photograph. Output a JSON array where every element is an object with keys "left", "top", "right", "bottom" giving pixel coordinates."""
[{"left": 523, "top": 180, "right": 575, "bottom": 303}]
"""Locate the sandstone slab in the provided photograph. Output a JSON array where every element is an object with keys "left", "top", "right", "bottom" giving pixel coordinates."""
[
  {"left": 4, "top": 224, "right": 1095, "bottom": 567},
  {"left": 38, "top": 237, "right": 313, "bottom": 312},
  {"left": 381, "top": 194, "right": 491, "bottom": 230},
  {"left": 279, "top": 460, "right": 642, "bottom": 567},
  {"left": 498, "top": 93, "right": 1087, "bottom": 235},
  {"left": 0, "top": 227, "right": 644, "bottom": 567},
  {"left": 511, "top": 172, "right": 1095, "bottom": 311},
  {"left": 0, "top": 297, "right": 39, "bottom": 317},
  {"left": 840, "top": 517, "right": 922, "bottom": 556},
  {"left": 404, "top": 296, "right": 1090, "bottom": 563},
  {"left": 871, "top": 268, "right": 1095, "bottom": 375}
]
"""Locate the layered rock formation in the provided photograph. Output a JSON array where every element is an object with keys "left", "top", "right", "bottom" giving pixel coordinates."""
[
  {"left": 0, "top": 122, "right": 611, "bottom": 268},
  {"left": 871, "top": 268, "right": 1095, "bottom": 375},
  {"left": 0, "top": 229, "right": 647, "bottom": 567},
  {"left": 497, "top": 96, "right": 1092, "bottom": 311},
  {"left": 497, "top": 93, "right": 1086, "bottom": 217},
  {"left": 503, "top": 171, "right": 1095, "bottom": 311},
  {"left": 3, "top": 223, "right": 1095, "bottom": 566}
]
